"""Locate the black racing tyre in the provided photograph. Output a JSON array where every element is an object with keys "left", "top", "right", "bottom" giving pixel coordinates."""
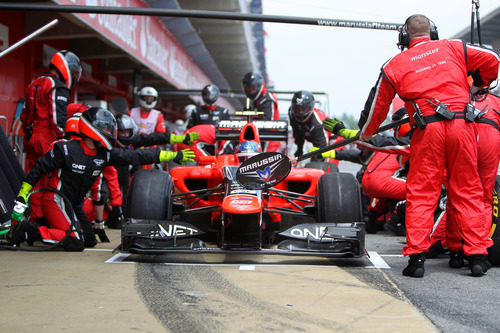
[
  {"left": 305, "top": 161, "right": 339, "bottom": 173},
  {"left": 488, "top": 175, "right": 500, "bottom": 266},
  {"left": 316, "top": 172, "right": 362, "bottom": 223},
  {"left": 126, "top": 169, "right": 173, "bottom": 220}
]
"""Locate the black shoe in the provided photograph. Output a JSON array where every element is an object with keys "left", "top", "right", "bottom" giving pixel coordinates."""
[
  {"left": 11, "top": 220, "right": 42, "bottom": 246},
  {"left": 403, "top": 253, "right": 425, "bottom": 278},
  {"left": 449, "top": 251, "right": 465, "bottom": 268},
  {"left": 469, "top": 254, "right": 489, "bottom": 277},
  {"left": 365, "top": 211, "right": 383, "bottom": 234},
  {"left": 427, "top": 241, "right": 447, "bottom": 258},
  {"left": 385, "top": 214, "right": 406, "bottom": 236}
]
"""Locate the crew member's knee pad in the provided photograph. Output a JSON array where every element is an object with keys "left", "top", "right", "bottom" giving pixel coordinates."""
[{"left": 62, "top": 236, "right": 85, "bottom": 252}]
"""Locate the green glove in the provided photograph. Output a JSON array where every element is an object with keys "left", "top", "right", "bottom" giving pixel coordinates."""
[
  {"left": 323, "top": 118, "right": 345, "bottom": 134},
  {"left": 309, "top": 147, "right": 336, "bottom": 159},
  {"left": 159, "top": 149, "right": 195, "bottom": 164},
  {"left": 170, "top": 132, "right": 200, "bottom": 145},
  {"left": 338, "top": 128, "right": 359, "bottom": 139},
  {"left": 11, "top": 181, "right": 32, "bottom": 222}
]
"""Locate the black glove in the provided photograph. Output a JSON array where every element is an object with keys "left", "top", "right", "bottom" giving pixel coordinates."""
[
  {"left": 106, "top": 206, "right": 124, "bottom": 229},
  {"left": 23, "top": 124, "right": 33, "bottom": 141},
  {"left": 294, "top": 147, "right": 303, "bottom": 158},
  {"left": 92, "top": 219, "right": 110, "bottom": 242}
]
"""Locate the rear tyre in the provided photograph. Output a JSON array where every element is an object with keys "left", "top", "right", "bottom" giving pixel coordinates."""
[
  {"left": 305, "top": 161, "right": 338, "bottom": 173},
  {"left": 316, "top": 172, "right": 362, "bottom": 222},
  {"left": 126, "top": 169, "right": 173, "bottom": 220},
  {"left": 488, "top": 175, "right": 500, "bottom": 266}
]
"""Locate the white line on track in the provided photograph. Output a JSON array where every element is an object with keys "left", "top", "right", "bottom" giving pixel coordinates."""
[
  {"left": 105, "top": 252, "right": 134, "bottom": 263},
  {"left": 366, "top": 251, "right": 391, "bottom": 269},
  {"left": 104, "top": 251, "right": 395, "bottom": 269}
]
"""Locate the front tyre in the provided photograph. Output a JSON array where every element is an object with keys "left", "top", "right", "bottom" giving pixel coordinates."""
[
  {"left": 316, "top": 172, "right": 362, "bottom": 223},
  {"left": 125, "top": 169, "right": 173, "bottom": 220}
]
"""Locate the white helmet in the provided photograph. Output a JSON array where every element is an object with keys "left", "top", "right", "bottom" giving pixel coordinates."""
[{"left": 138, "top": 86, "right": 158, "bottom": 110}]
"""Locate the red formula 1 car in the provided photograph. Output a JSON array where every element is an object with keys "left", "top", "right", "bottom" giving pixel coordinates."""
[{"left": 121, "top": 117, "right": 365, "bottom": 257}]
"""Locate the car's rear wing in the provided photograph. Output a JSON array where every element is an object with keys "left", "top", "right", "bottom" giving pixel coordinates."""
[{"left": 215, "top": 120, "right": 289, "bottom": 141}]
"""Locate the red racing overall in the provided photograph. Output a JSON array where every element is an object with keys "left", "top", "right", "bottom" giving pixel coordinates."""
[
  {"left": 447, "top": 94, "right": 500, "bottom": 253},
  {"left": 22, "top": 73, "right": 70, "bottom": 172},
  {"left": 359, "top": 37, "right": 499, "bottom": 256}
]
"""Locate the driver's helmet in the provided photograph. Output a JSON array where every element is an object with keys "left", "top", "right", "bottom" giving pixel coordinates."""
[
  {"left": 79, "top": 107, "right": 117, "bottom": 150},
  {"left": 235, "top": 140, "right": 262, "bottom": 163},
  {"left": 291, "top": 90, "right": 315, "bottom": 122},
  {"left": 116, "top": 114, "right": 139, "bottom": 147},
  {"left": 49, "top": 50, "right": 82, "bottom": 88},
  {"left": 138, "top": 86, "right": 158, "bottom": 110}
]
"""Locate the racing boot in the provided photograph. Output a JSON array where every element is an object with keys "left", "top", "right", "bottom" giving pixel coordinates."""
[
  {"left": 449, "top": 250, "right": 465, "bottom": 268},
  {"left": 385, "top": 200, "right": 406, "bottom": 236},
  {"left": 468, "top": 254, "right": 490, "bottom": 277},
  {"left": 402, "top": 253, "right": 425, "bottom": 278},
  {"left": 365, "top": 210, "right": 385, "bottom": 234},
  {"left": 11, "top": 220, "right": 42, "bottom": 246},
  {"left": 427, "top": 240, "right": 447, "bottom": 259}
]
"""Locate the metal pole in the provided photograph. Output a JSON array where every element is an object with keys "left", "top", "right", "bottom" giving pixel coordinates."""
[
  {"left": 0, "top": 18, "right": 58, "bottom": 58},
  {"left": 0, "top": 3, "right": 401, "bottom": 31}
]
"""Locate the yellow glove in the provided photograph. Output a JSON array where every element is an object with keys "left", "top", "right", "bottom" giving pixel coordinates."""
[
  {"left": 159, "top": 149, "right": 195, "bottom": 164},
  {"left": 170, "top": 132, "right": 200, "bottom": 145},
  {"left": 323, "top": 118, "right": 345, "bottom": 134},
  {"left": 17, "top": 181, "right": 33, "bottom": 203},
  {"left": 338, "top": 128, "right": 359, "bottom": 139},
  {"left": 308, "top": 147, "right": 336, "bottom": 159}
]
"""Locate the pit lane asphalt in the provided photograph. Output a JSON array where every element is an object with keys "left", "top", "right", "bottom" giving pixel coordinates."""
[{"left": 1, "top": 161, "right": 498, "bottom": 332}]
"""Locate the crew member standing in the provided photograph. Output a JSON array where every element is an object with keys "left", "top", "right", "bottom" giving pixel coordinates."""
[
  {"left": 288, "top": 90, "right": 329, "bottom": 160},
  {"left": 242, "top": 72, "right": 281, "bottom": 151},
  {"left": 187, "top": 84, "right": 230, "bottom": 128},
  {"left": 21, "top": 50, "right": 82, "bottom": 172},
  {"left": 357, "top": 14, "right": 499, "bottom": 277},
  {"left": 242, "top": 72, "right": 279, "bottom": 121},
  {"left": 129, "top": 86, "right": 166, "bottom": 169},
  {"left": 129, "top": 86, "right": 166, "bottom": 135}
]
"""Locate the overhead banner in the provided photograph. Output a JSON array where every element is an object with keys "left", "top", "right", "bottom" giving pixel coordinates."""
[{"left": 56, "top": 0, "right": 211, "bottom": 90}]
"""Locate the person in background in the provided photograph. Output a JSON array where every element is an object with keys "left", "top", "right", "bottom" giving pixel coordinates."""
[
  {"left": 187, "top": 84, "right": 230, "bottom": 128},
  {"left": 288, "top": 90, "right": 329, "bottom": 161},
  {"left": 114, "top": 113, "right": 199, "bottom": 213},
  {"left": 129, "top": 86, "right": 167, "bottom": 169},
  {"left": 242, "top": 72, "right": 279, "bottom": 121},
  {"left": 242, "top": 72, "right": 281, "bottom": 152},
  {"left": 357, "top": 14, "right": 499, "bottom": 277},
  {"left": 129, "top": 86, "right": 166, "bottom": 136},
  {"left": 21, "top": 50, "right": 82, "bottom": 172}
]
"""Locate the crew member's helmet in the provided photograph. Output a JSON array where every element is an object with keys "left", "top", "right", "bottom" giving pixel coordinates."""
[
  {"left": 49, "top": 50, "right": 82, "bottom": 88},
  {"left": 392, "top": 107, "right": 411, "bottom": 137},
  {"left": 79, "top": 107, "right": 117, "bottom": 150},
  {"left": 242, "top": 72, "right": 264, "bottom": 99},
  {"left": 138, "top": 86, "right": 158, "bottom": 110},
  {"left": 65, "top": 113, "right": 82, "bottom": 138},
  {"left": 291, "top": 90, "right": 315, "bottom": 122},
  {"left": 116, "top": 114, "right": 138, "bottom": 147},
  {"left": 175, "top": 119, "right": 185, "bottom": 132},
  {"left": 201, "top": 84, "right": 220, "bottom": 105},
  {"left": 235, "top": 140, "right": 262, "bottom": 163},
  {"left": 65, "top": 103, "right": 89, "bottom": 138}
]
